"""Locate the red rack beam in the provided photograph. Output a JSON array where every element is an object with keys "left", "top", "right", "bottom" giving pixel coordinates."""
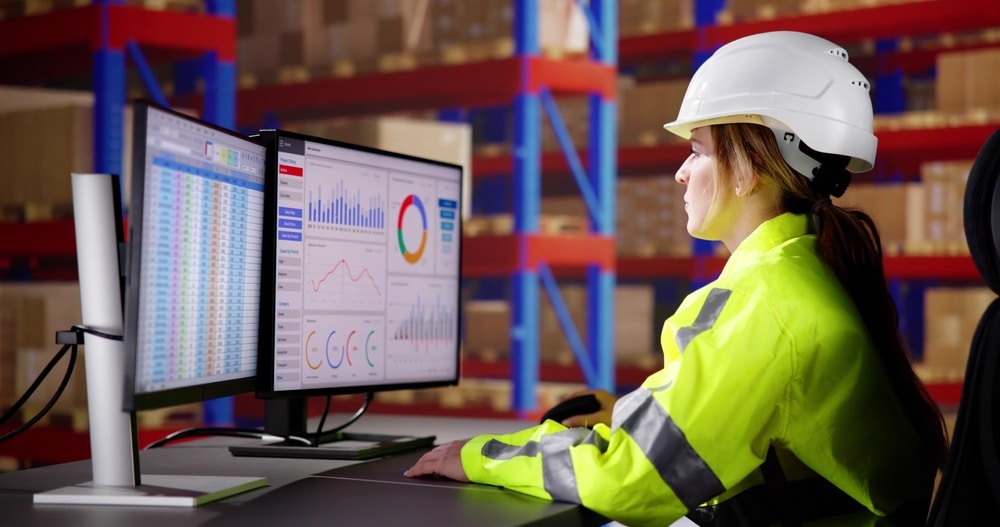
[
  {"left": 0, "top": 4, "right": 236, "bottom": 83},
  {"left": 618, "top": 255, "right": 727, "bottom": 281},
  {"left": 620, "top": 0, "right": 1000, "bottom": 65},
  {"left": 877, "top": 124, "right": 997, "bottom": 160},
  {"left": 462, "top": 234, "right": 615, "bottom": 278},
  {"left": 883, "top": 255, "right": 981, "bottom": 281},
  {"left": 473, "top": 143, "right": 689, "bottom": 178},
  {"left": 2, "top": 220, "right": 77, "bottom": 258},
  {"left": 227, "top": 57, "right": 617, "bottom": 128},
  {"left": 704, "top": 0, "right": 1000, "bottom": 52},
  {"left": 473, "top": 125, "right": 996, "bottom": 180}
]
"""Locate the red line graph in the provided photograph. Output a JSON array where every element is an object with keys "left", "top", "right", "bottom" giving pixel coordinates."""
[{"left": 309, "top": 259, "right": 383, "bottom": 296}]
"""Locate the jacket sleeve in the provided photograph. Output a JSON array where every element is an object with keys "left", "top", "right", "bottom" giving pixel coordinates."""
[{"left": 459, "top": 287, "right": 795, "bottom": 527}]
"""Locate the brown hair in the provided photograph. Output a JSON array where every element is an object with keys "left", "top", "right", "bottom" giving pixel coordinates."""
[{"left": 711, "top": 123, "right": 949, "bottom": 470}]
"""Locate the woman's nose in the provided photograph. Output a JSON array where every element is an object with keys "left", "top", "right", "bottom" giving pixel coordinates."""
[{"left": 675, "top": 155, "right": 692, "bottom": 184}]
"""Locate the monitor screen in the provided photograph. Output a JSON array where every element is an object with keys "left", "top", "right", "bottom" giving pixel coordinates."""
[
  {"left": 256, "top": 129, "right": 463, "bottom": 399},
  {"left": 123, "top": 101, "right": 267, "bottom": 411}
]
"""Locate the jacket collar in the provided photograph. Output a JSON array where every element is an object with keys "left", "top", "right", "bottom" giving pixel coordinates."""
[{"left": 721, "top": 212, "right": 811, "bottom": 274}]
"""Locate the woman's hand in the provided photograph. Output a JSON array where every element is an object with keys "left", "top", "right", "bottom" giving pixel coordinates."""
[
  {"left": 560, "top": 389, "right": 617, "bottom": 428},
  {"left": 403, "top": 439, "right": 470, "bottom": 482}
]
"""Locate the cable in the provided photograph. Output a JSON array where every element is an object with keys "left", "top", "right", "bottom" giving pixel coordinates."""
[
  {"left": 0, "top": 344, "right": 78, "bottom": 444},
  {"left": 0, "top": 325, "right": 119, "bottom": 444},
  {"left": 313, "top": 395, "right": 333, "bottom": 446},
  {"left": 312, "top": 392, "right": 375, "bottom": 446},
  {"left": 71, "top": 324, "right": 123, "bottom": 341},
  {"left": 0, "top": 343, "right": 74, "bottom": 427},
  {"left": 144, "top": 427, "right": 312, "bottom": 449}
]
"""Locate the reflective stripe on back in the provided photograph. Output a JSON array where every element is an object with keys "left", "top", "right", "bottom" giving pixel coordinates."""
[{"left": 675, "top": 288, "right": 732, "bottom": 353}]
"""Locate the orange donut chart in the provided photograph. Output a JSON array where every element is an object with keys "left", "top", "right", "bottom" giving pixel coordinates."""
[{"left": 304, "top": 330, "right": 321, "bottom": 370}]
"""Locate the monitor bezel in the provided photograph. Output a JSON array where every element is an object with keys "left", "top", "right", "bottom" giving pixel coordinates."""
[
  {"left": 254, "top": 128, "right": 464, "bottom": 400},
  {"left": 122, "top": 100, "right": 264, "bottom": 412}
]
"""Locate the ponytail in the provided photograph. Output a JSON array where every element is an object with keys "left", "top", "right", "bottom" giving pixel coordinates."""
[{"left": 811, "top": 200, "right": 949, "bottom": 470}]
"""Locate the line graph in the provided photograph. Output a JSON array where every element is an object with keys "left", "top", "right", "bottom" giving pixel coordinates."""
[
  {"left": 305, "top": 241, "right": 386, "bottom": 311},
  {"left": 309, "top": 259, "right": 382, "bottom": 296}
]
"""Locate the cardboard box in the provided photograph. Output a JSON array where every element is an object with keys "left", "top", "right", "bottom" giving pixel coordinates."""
[
  {"left": 1, "top": 283, "right": 86, "bottom": 414},
  {"left": 291, "top": 115, "right": 472, "bottom": 218},
  {"left": 923, "top": 286, "right": 996, "bottom": 382}
]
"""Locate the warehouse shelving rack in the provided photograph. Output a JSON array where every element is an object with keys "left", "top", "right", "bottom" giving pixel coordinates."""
[
  {"left": 0, "top": 0, "right": 241, "bottom": 423},
  {"left": 202, "top": 0, "right": 622, "bottom": 416},
  {"left": 0, "top": 0, "right": 239, "bottom": 176},
  {"left": 4, "top": 0, "right": 999, "bottom": 414}
]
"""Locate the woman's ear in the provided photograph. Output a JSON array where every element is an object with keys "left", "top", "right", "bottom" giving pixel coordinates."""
[{"left": 735, "top": 171, "right": 760, "bottom": 197}]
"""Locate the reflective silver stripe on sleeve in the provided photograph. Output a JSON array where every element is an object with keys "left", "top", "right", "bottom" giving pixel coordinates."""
[
  {"left": 674, "top": 288, "right": 732, "bottom": 353},
  {"left": 480, "top": 429, "right": 609, "bottom": 503},
  {"left": 620, "top": 389, "right": 725, "bottom": 510}
]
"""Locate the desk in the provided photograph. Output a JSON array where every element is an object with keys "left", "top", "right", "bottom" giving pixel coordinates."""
[{"left": 0, "top": 414, "right": 609, "bottom": 527}]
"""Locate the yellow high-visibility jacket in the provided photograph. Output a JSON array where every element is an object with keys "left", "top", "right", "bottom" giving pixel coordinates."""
[{"left": 460, "top": 212, "right": 936, "bottom": 527}]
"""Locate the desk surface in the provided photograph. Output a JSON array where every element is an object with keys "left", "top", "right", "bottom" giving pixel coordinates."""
[{"left": 0, "top": 413, "right": 609, "bottom": 527}]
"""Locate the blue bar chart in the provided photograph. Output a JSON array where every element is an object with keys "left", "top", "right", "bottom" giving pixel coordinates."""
[{"left": 308, "top": 179, "right": 385, "bottom": 229}]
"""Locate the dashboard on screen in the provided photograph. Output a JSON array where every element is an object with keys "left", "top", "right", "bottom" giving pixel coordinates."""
[{"left": 256, "top": 130, "right": 463, "bottom": 398}]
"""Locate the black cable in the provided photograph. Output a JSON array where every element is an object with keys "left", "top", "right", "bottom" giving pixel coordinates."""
[
  {"left": 144, "top": 426, "right": 312, "bottom": 449},
  {"left": 0, "top": 344, "right": 78, "bottom": 444},
  {"left": 313, "top": 392, "right": 375, "bottom": 445},
  {"left": 0, "top": 344, "right": 74, "bottom": 427},
  {"left": 71, "top": 324, "right": 123, "bottom": 341},
  {"left": 0, "top": 325, "right": 122, "bottom": 443},
  {"left": 313, "top": 395, "right": 333, "bottom": 447}
]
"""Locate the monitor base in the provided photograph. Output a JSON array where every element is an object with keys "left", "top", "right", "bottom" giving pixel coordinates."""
[
  {"left": 33, "top": 474, "right": 267, "bottom": 507},
  {"left": 229, "top": 432, "right": 435, "bottom": 461}
]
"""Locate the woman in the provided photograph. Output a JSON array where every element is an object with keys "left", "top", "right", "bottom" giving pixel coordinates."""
[{"left": 406, "top": 31, "right": 948, "bottom": 527}]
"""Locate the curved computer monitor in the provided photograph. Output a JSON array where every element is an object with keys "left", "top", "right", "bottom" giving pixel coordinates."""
[
  {"left": 123, "top": 101, "right": 268, "bottom": 412},
  {"left": 242, "top": 129, "right": 463, "bottom": 458}
]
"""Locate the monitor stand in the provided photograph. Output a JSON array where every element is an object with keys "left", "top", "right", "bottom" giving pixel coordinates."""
[
  {"left": 36, "top": 173, "right": 266, "bottom": 507},
  {"left": 228, "top": 398, "right": 435, "bottom": 460}
]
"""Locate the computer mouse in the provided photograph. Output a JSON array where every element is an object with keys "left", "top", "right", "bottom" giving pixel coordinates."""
[{"left": 539, "top": 393, "right": 601, "bottom": 426}]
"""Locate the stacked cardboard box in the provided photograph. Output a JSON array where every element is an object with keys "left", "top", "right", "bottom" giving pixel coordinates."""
[
  {"left": 835, "top": 162, "right": 971, "bottom": 257},
  {"left": 463, "top": 282, "right": 657, "bottom": 368},
  {"left": 835, "top": 182, "right": 919, "bottom": 255},
  {"left": 918, "top": 160, "right": 972, "bottom": 255},
  {"left": 237, "top": 0, "right": 589, "bottom": 85},
  {"left": 503, "top": 177, "right": 690, "bottom": 259},
  {"left": 618, "top": 79, "right": 689, "bottom": 147},
  {"left": 616, "top": 175, "right": 690, "bottom": 257},
  {"left": 290, "top": 114, "right": 472, "bottom": 218},
  {"left": 918, "top": 286, "right": 996, "bottom": 383},
  {"left": 936, "top": 47, "right": 1000, "bottom": 117},
  {"left": 0, "top": 89, "right": 92, "bottom": 220},
  {"left": 618, "top": 0, "right": 693, "bottom": 36},
  {"left": 0, "top": 283, "right": 86, "bottom": 419},
  {"left": 0, "top": 86, "right": 137, "bottom": 220}
]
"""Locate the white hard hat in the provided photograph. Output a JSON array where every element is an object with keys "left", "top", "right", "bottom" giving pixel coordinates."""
[{"left": 663, "top": 31, "right": 877, "bottom": 178}]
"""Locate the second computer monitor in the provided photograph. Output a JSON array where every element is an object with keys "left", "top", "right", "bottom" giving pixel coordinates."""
[{"left": 256, "top": 130, "right": 463, "bottom": 399}]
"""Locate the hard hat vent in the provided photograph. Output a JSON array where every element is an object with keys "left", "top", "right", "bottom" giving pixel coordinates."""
[{"left": 827, "top": 48, "right": 849, "bottom": 60}]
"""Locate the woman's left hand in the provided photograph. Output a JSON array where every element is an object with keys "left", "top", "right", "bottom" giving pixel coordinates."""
[{"left": 403, "top": 439, "right": 470, "bottom": 482}]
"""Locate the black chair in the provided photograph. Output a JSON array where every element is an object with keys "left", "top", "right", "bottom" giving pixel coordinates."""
[{"left": 926, "top": 128, "right": 1000, "bottom": 525}]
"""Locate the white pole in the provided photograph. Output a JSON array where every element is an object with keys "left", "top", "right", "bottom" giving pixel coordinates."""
[{"left": 70, "top": 172, "right": 138, "bottom": 487}]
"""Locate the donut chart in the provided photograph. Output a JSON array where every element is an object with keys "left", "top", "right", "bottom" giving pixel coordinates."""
[{"left": 397, "top": 194, "right": 427, "bottom": 264}]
